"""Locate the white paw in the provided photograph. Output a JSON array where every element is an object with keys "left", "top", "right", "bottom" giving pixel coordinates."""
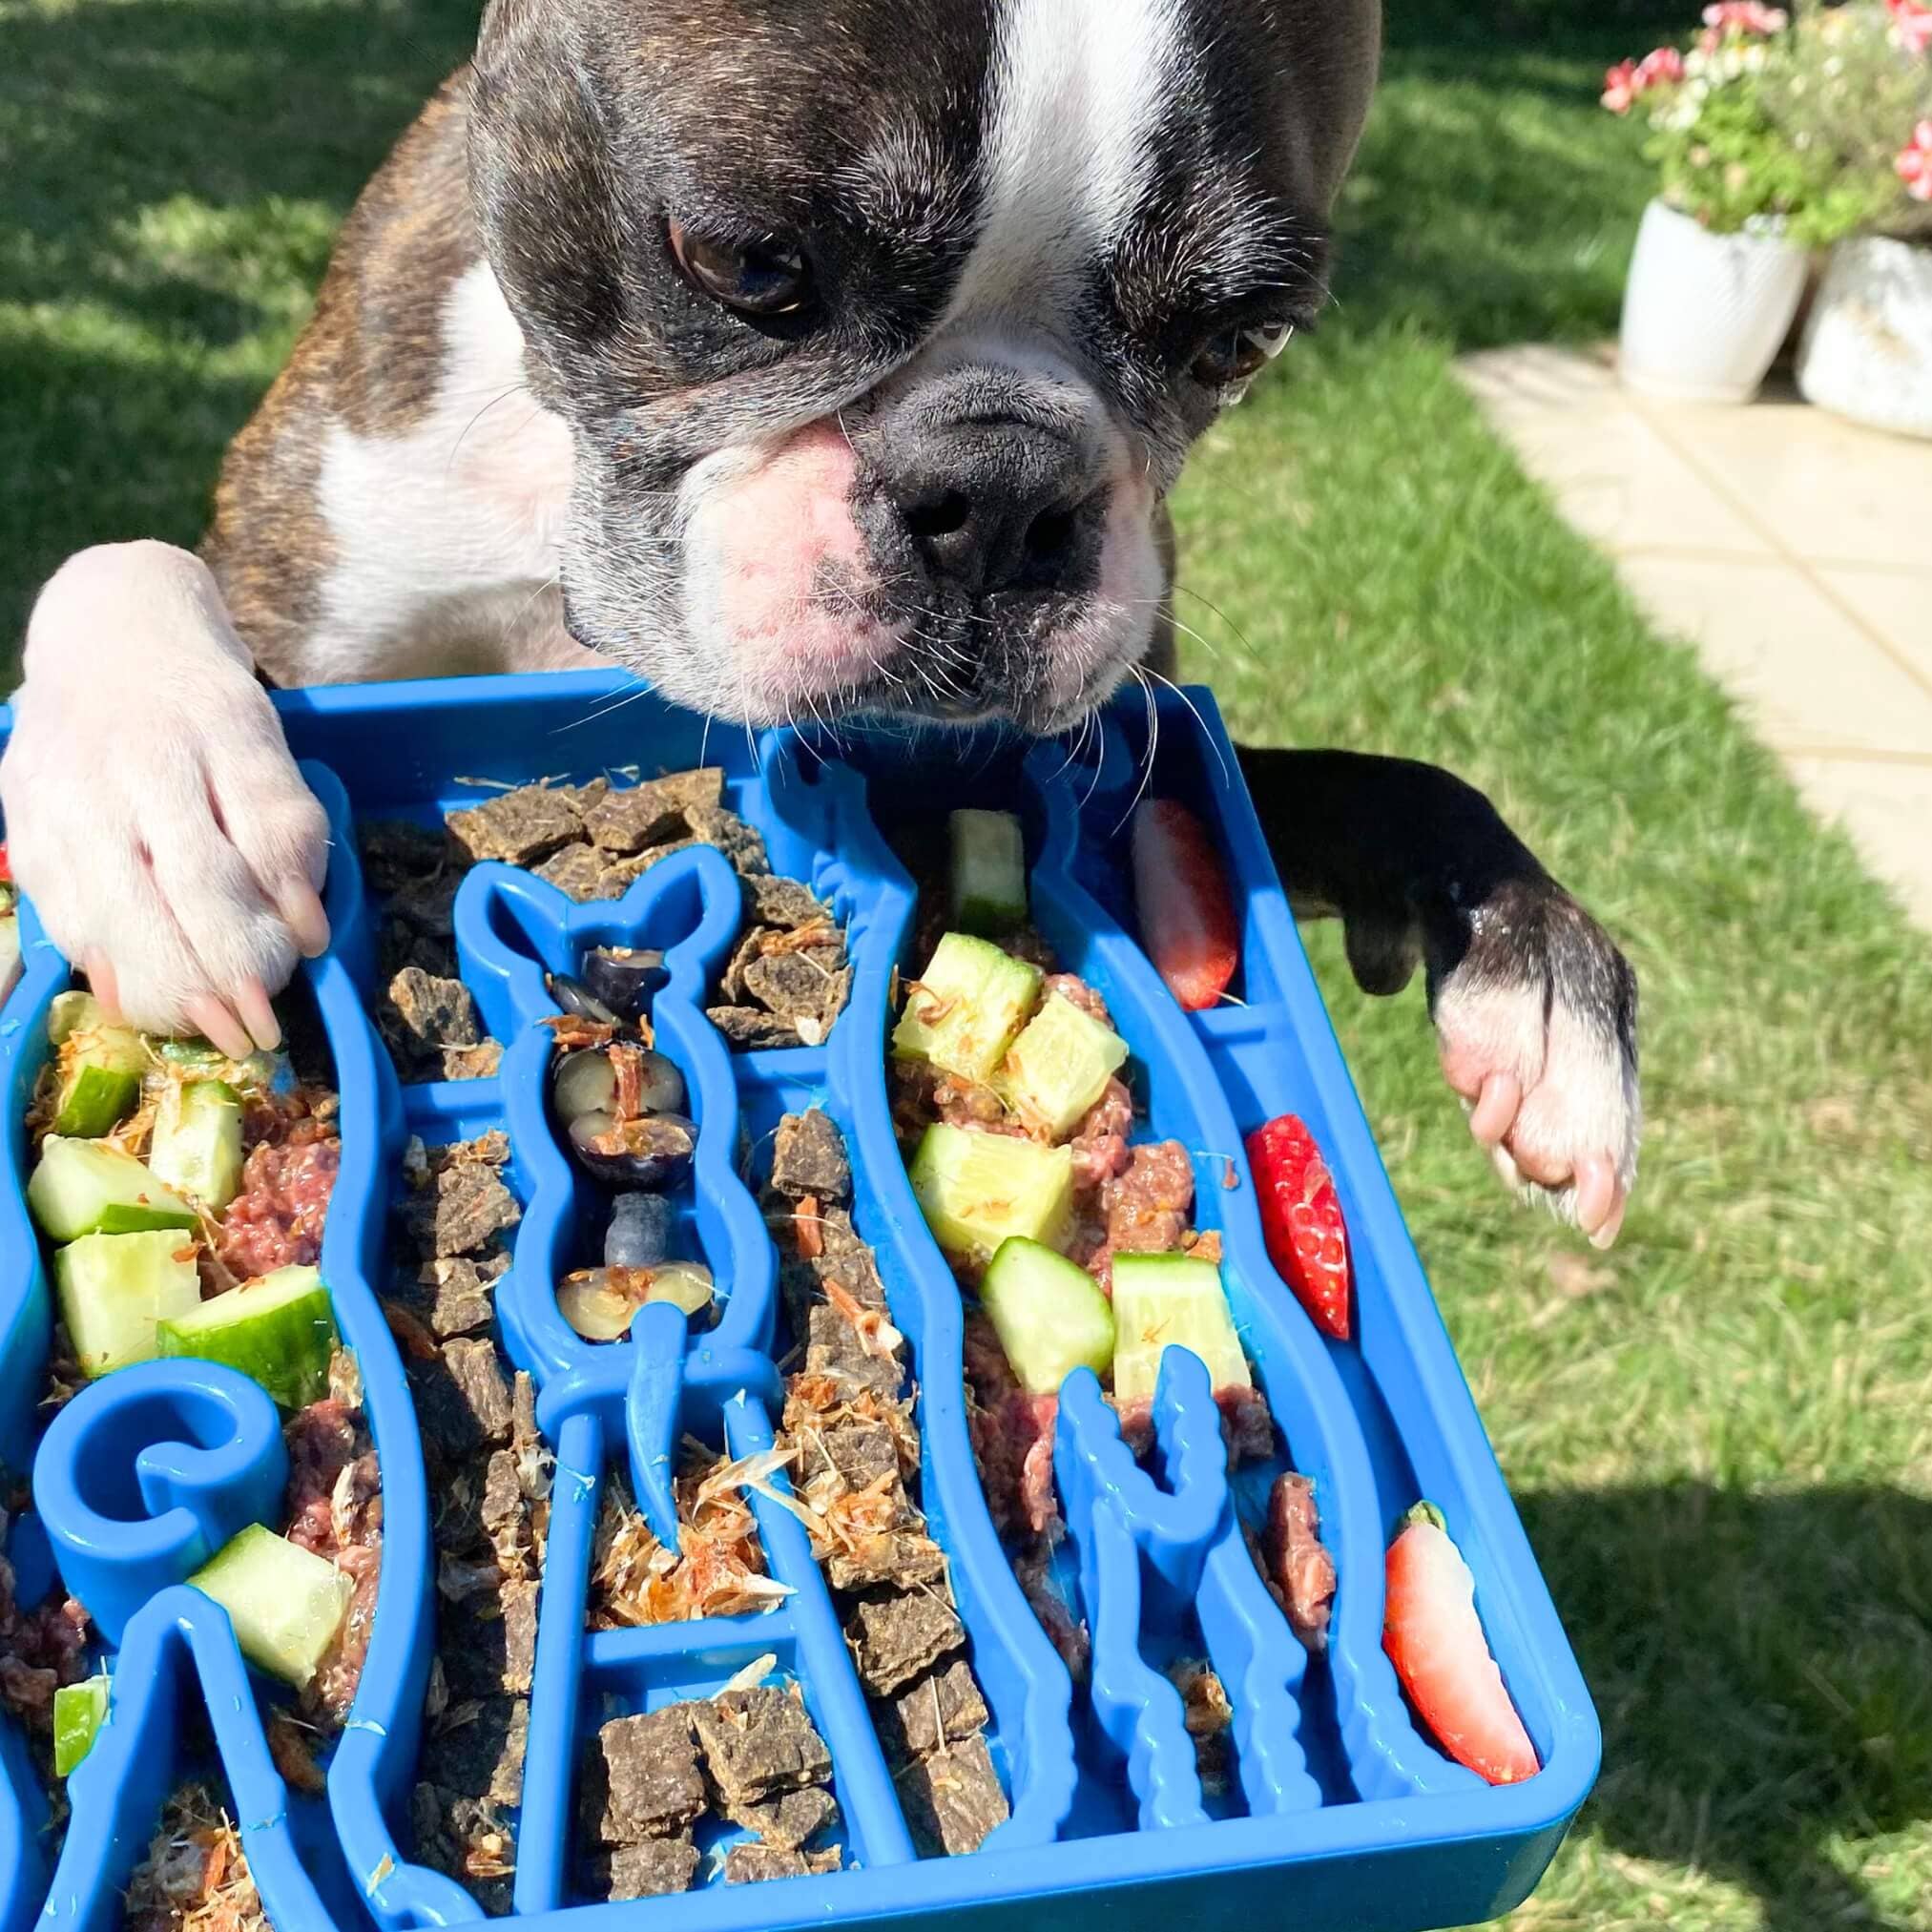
[
  {"left": 1432, "top": 898, "right": 1640, "bottom": 1249},
  {"left": 1, "top": 543, "right": 331, "bottom": 1057}
]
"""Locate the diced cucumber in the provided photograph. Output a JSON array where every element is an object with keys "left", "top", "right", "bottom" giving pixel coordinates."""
[
  {"left": 158, "top": 1265, "right": 338, "bottom": 1410},
  {"left": 189, "top": 1524, "right": 352, "bottom": 1690},
  {"left": 1001, "top": 993, "right": 1129, "bottom": 1140},
  {"left": 50, "top": 1011, "right": 147, "bottom": 1139},
  {"left": 981, "top": 1236, "right": 1116, "bottom": 1395},
  {"left": 891, "top": 933, "right": 1042, "bottom": 1085},
  {"left": 909, "top": 1123, "right": 1073, "bottom": 1268},
  {"left": 1111, "top": 1252, "right": 1253, "bottom": 1406},
  {"left": 53, "top": 1673, "right": 110, "bottom": 1776},
  {"left": 54, "top": 1230, "right": 204, "bottom": 1379},
  {"left": 29, "top": 1137, "right": 199, "bottom": 1241},
  {"left": 948, "top": 809, "right": 1028, "bottom": 934},
  {"left": 148, "top": 1079, "right": 245, "bottom": 1211}
]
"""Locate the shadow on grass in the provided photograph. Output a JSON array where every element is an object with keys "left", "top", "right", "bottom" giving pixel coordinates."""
[{"left": 1522, "top": 1484, "right": 1932, "bottom": 1931}]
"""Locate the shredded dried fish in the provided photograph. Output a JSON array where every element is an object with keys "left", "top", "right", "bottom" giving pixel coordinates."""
[{"left": 124, "top": 1784, "right": 265, "bottom": 1932}]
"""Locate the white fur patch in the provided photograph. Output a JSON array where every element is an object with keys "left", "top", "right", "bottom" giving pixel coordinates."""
[
  {"left": 311, "top": 260, "right": 582, "bottom": 679},
  {"left": 952, "top": 0, "right": 1187, "bottom": 322}
]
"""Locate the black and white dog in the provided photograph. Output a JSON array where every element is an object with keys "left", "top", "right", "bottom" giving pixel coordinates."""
[{"left": 0, "top": 0, "right": 1638, "bottom": 1244}]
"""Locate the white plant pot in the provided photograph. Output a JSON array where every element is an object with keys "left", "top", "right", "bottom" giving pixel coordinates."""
[
  {"left": 1618, "top": 198, "right": 1809, "bottom": 404},
  {"left": 1796, "top": 236, "right": 1932, "bottom": 440}
]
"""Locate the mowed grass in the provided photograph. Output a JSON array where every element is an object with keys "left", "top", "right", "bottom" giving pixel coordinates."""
[{"left": 7, "top": 4, "right": 1932, "bottom": 1928}]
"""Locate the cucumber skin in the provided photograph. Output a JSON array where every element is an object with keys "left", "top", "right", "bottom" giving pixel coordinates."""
[
  {"left": 53, "top": 1231, "right": 204, "bottom": 1379},
  {"left": 52, "top": 1063, "right": 142, "bottom": 1140},
  {"left": 981, "top": 1236, "right": 1116, "bottom": 1395},
  {"left": 158, "top": 1267, "right": 339, "bottom": 1410},
  {"left": 52, "top": 1677, "right": 109, "bottom": 1776},
  {"left": 190, "top": 1525, "right": 352, "bottom": 1690},
  {"left": 949, "top": 809, "right": 1028, "bottom": 934},
  {"left": 29, "top": 1137, "right": 199, "bottom": 1242}
]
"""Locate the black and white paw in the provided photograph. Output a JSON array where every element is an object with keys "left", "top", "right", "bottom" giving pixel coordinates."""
[{"left": 1429, "top": 883, "right": 1640, "bottom": 1248}]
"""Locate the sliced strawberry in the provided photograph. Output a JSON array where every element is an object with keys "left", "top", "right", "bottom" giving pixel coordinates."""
[
  {"left": 1130, "top": 799, "right": 1238, "bottom": 1011},
  {"left": 0, "top": 843, "right": 10, "bottom": 883},
  {"left": 1247, "top": 1112, "right": 1352, "bottom": 1340},
  {"left": 1383, "top": 1502, "right": 1539, "bottom": 1785}
]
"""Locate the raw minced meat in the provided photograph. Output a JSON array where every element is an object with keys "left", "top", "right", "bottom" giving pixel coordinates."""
[
  {"left": 0, "top": 1505, "right": 90, "bottom": 1736},
  {"left": 217, "top": 1125, "right": 339, "bottom": 1279}
]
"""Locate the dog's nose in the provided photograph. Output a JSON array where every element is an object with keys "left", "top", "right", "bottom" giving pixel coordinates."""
[{"left": 883, "top": 425, "right": 1094, "bottom": 596}]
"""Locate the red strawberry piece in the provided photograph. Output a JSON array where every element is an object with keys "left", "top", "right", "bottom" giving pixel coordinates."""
[
  {"left": 1383, "top": 1502, "right": 1539, "bottom": 1785},
  {"left": 1248, "top": 1113, "right": 1352, "bottom": 1340},
  {"left": 1130, "top": 800, "right": 1238, "bottom": 1011},
  {"left": 0, "top": 843, "right": 10, "bottom": 883}
]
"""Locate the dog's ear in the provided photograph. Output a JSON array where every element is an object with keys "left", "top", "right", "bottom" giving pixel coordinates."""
[{"left": 1267, "top": 0, "right": 1382, "bottom": 214}]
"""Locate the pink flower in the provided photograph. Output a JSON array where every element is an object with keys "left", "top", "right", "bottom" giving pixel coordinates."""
[
  {"left": 1701, "top": 2, "right": 1788, "bottom": 33},
  {"left": 1635, "top": 45, "right": 1686, "bottom": 87},
  {"left": 1601, "top": 58, "right": 1639, "bottom": 112},
  {"left": 1888, "top": 0, "right": 1932, "bottom": 55},
  {"left": 1900, "top": 119, "right": 1932, "bottom": 201}
]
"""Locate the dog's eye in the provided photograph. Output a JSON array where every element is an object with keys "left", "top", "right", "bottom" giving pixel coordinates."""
[
  {"left": 1191, "top": 322, "right": 1295, "bottom": 400},
  {"left": 668, "top": 221, "right": 813, "bottom": 319}
]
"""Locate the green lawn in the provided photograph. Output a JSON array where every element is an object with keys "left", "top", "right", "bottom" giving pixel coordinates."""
[{"left": 7, "top": 4, "right": 1932, "bottom": 1928}]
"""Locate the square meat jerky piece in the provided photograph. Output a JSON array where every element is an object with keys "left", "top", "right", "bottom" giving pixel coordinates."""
[
  {"left": 719, "top": 926, "right": 770, "bottom": 1004},
  {"left": 692, "top": 1686, "right": 832, "bottom": 1806},
  {"left": 440, "top": 1579, "right": 538, "bottom": 1699},
  {"left": 586, "top": 1836, "right": 700, "bottom": 1901},
  {"left": 722, "top": 1783, "right": 840, "bottom": 1852},
  {"left": 707, "top": 1006, "right": 802, "bottom": 1051},
  {"left": 900, "top": 1730, "right": 1009, "bottom": 1857},
  {"left": 405, "top": 1161, "right": 520, "bottom": 1260},
  {"left": 423, "top": 1696, "right": 530, "bottom": 1808},
  {"left": 413, "top": 1338, "right": 515, "bottom": 1462},
  {"left": 415, "top": 1253, "right": 505, "bottom": 1338},
  {"left": 583, "top": 769, "right": 723, "bottom": 854},
  {"left": 816, "top": 1420, "right": 902, "bottom": 1493},
  {"left": 410, "top": 1786, "right": 516, "bottom": 1918},
  {"left": 742, "top": 948, "right": 846, "bottom": 1027},
  {"left": 846, "top": 1590, "right": 964, "bottom": 1695},
  {"left": 446, "top": 785, "right": 586, "bottom": 866},
  {"left": 685, "top": 803, "right": 770, "bottom": 877},
  {"left": 380, "top": 968, "right": 481, "bottom": 1078},
  {"left": 583, "top": 1706, "right": 707, "bottom": 1844},
  {"left": 553, "top": 775, "right": 610, "bottom": 816},
  {"left": 723, "top": 1843, "right": 841, "bottom": 1883},
  {"left": 358, "top": 818, "right": 451, "bottom": 892},
  {"left": 806, "top": 1304, "right": 904, "bottom": 1401},
  {"left": 531, "top": 841, "right": 608, "bottom": 903},
  {"left": 770, "top": 1110, "right": 851, "bottom": 1204},
  {"left": 827, "top": 1526, "right": 948, "bottom": 1595},
  {"left": 875, "top": 1658, "right": 991, "bottom": 1764},
  {"left": 746, "top": 873, "right": 830, "bottom": 932}
]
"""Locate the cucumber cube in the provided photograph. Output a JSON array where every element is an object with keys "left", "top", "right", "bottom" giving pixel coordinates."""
[
  {"left": 1111, "top": 1252, "right": 1253, "bottom": 1406},
  {"left": 892, "top": 933, "right": 1042, "bottom": 1086},
  {"left": 1001, "top": 993, "right": 1130, "bottom": 1140},
  {"left": 190, "top": 1525, "right": 352, "bottom": 1690},
  {"left": 29, "top": 1137, "right": 198, "bottom": 1242},
  {"left": 148, "top": 1079, "right": 245, "bottom": 1211},
  {"left": 158, "top": 1265, "right": 338, "bottom": 1410},
  {"left": 909, "top": 1123, "right": 1074, "bottom": 1268},
  {"left": 53, "top": 1674, "right": 110, "bottom": 1776},
  {"left": 54, "top": 1230, "right": 204, "bottom": 1379},
  {"left": 948, "top": 809, "right": 1028, "bottom": 934},
  {"left": 50, "top": 1008, "right": 147, "bottom": 1140},
  {"left": 981, "top": 1236, "right": 1116, "bottom": 1395}
]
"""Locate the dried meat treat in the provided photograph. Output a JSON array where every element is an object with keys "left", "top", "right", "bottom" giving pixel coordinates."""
[
  {"left": 746, "top": 873, "right": 829, "bottom": 930},
  {"left": 1168, "top": 1661, "right": 1235, "bottom": 1796},
  {"left": 707, "top": 1006, "right": 803, "bottom": 1051},
  {"left": 583, "top": 1705, "right": 708, "bottom": 1843},
  {"left": 530, "top": 841, "right": 608, "bottom": 902},
  {"left": 441, "top": 1579, "right": 538, "bottom": 1699},
  {"left": 411, "top": 1253, "right": 506, "bottom": 1338},
  {"left": 770, "top": 1108, "right": 852, "bottom": 1203},
  {"left": 412, "top": 1338, "right": 515, "bottom": 1464},
  {"left": 898, "top": 1730, "right": 1010, "bottom": 1857},
  {"left": 719, "top": 926, "right": 769, "bottom": 1003},
  {"left": 691, "top": 1685, "right": 833, "bottom": 1805},
  {"left": 446, "top": 785, "right": 586, "bottom": 866},
  {"left": 722, "top": 1783, "right": 841, "bottom": 1852},
  {"left": 742, "top": 948, "right": 847, "bottom": 1026},
  {"left": 845, "top": 1590, "right": 964, "bottom": 1696},
  {"left": 813, "top": 1421, "right": 902, "bottom": 1493},
  {"left": 1261, "top": 1471, "right": 1337, "bottom": 1652},
  {"left": 358, "top": 818, "right": 453, "bottom": 892},
  {"left": 582, "top": 769, "right": 723, "bottom": 852},
  {"left": 423, "top": 1696, "right": 530, "bottom": 1808},
  {"left": 125, "top": 1783, "right": 264, "bottom": 1932},
  {"left": 826, "top": 1527, "right": 948, "bottom": 1595},
  {"left": 555, "top": 776, "right": 611, "bottom": 816},
  {"left": 723, "top": 1843, "right": 842, "bottom": 1883},
  {"left": 685, "top": 803, "right": 770, "bottom": 876},
  {"left": 805, "top": 1303, "right": 904, "bottom": 1401},
  {"left": 405, "top": 1160, "right": 521, "bottom": 1260},
  {"left": 379, "top": 966, "right": 481, "bottom": 1079},
  {"left": 873, "top": 1658, "right": 991, "bottom": 1765},
  {"left": 585, "top": 1837, "right": 701, "bottom": 1901}
]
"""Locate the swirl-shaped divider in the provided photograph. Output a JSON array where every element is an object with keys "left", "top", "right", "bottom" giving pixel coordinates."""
[
  {"left": 769, "top": 737, "right": 1083, "bottom": 1852},
  {"left": 1021, "top": 735, "right": 1479, "bottom": 1803}
]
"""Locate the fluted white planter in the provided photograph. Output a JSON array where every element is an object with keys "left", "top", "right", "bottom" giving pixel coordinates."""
[
  {"left": 1618, "top": 198, "right": 1809, "bottom": 404},
  {"left": 1796, "top": 236, "right": 1932, "bottom": 440}
]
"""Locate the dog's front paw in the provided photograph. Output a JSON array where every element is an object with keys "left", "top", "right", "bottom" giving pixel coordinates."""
[
  {"left": 1, "top": 543, "right": 331, "bottom": 1057},
  {"left": 1430, "top": 882, "right": 1640, "bottom": 1248}
]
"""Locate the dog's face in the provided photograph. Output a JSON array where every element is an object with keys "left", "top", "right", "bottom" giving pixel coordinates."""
[{"left": 469, "top": 0, "right": 1379, "bottom": 732}]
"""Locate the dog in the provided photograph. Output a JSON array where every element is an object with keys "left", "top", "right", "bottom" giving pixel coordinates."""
[{"left": 0, "top": 0, "right": 1638, "bottom": 1245}]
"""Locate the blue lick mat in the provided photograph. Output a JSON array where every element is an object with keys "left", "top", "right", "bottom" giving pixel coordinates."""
[{"left": 0, "top": 673, "right": 1598, "bottom": 1932}]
